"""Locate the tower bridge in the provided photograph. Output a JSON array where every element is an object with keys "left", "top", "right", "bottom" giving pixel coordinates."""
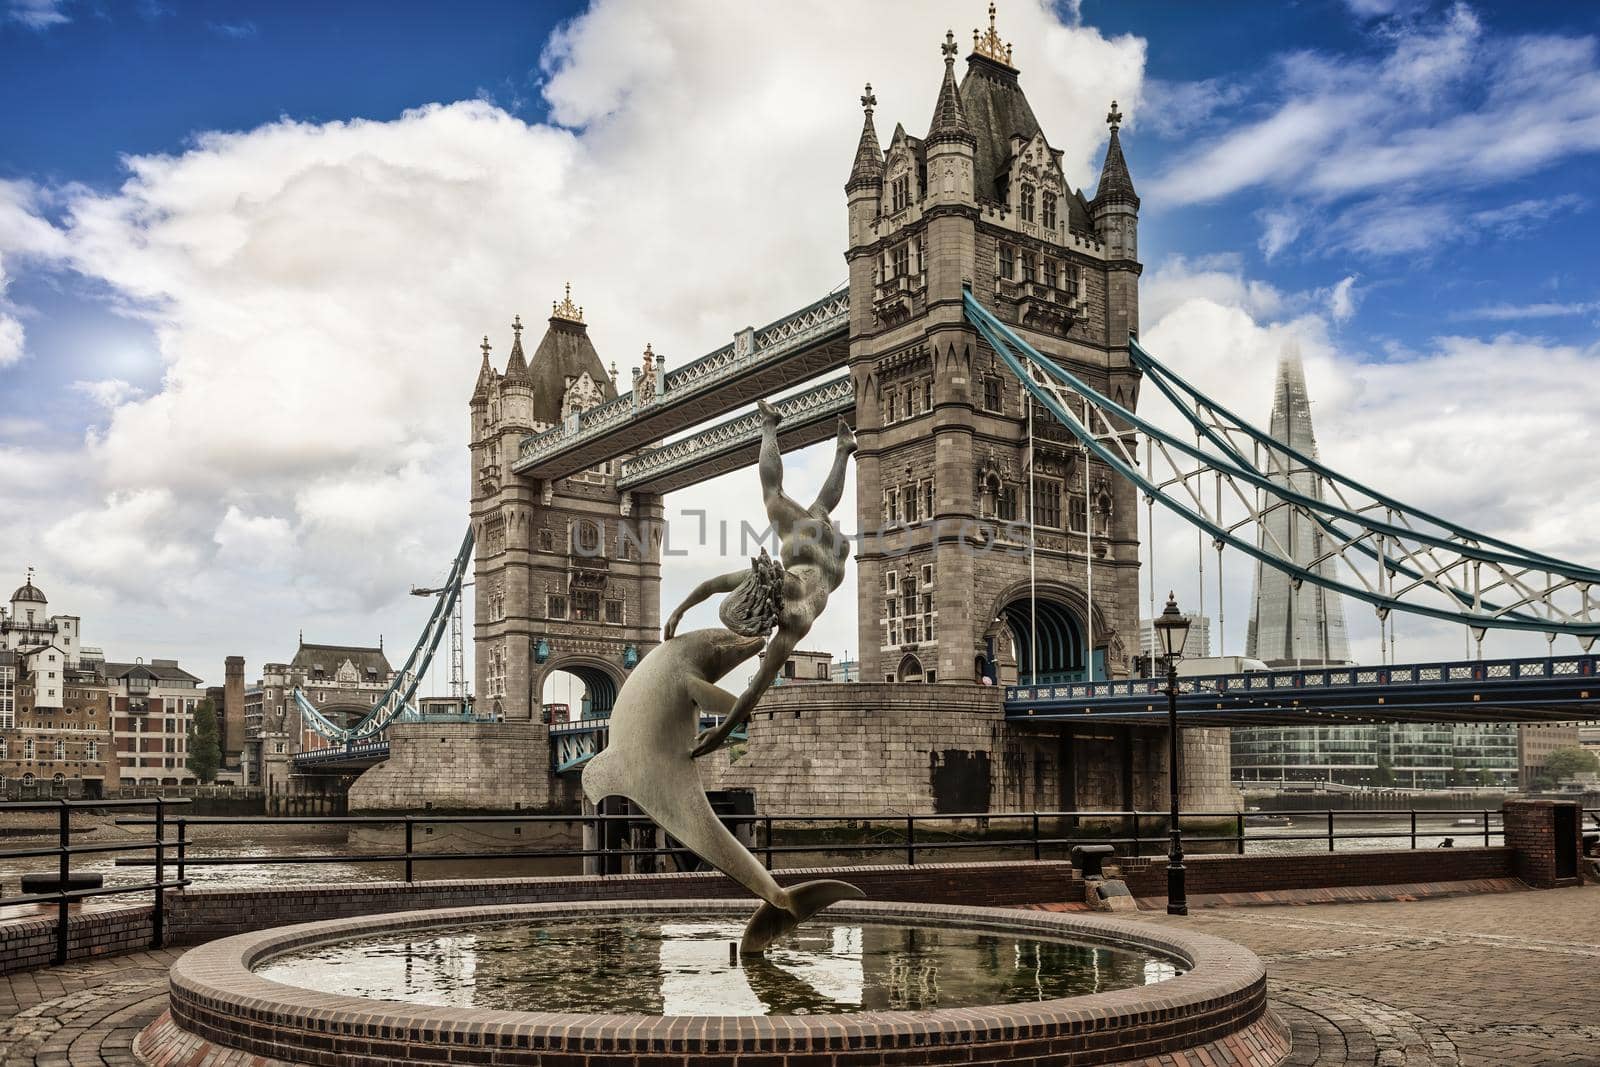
[{"left": 289, "top": 8, "right": 1597, "bottom": 816}]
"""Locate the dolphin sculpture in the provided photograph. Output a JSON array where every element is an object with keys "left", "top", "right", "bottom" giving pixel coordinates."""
[{"left": 582, "top": 627, "right": 864, "bottom": 955}]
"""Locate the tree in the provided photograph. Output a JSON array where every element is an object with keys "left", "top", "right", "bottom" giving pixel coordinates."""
[
  {"left": 1374, "top": 756, "right": 1395, "bottom": 789},
  {"left": 1543, "top": 746, "right": 1600, "bottom": 783},
  {"left": 186, "top": 699, "right": 221, "bottom": 784}
]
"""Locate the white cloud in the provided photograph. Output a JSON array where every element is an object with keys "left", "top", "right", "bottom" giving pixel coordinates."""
[
  {"left": 1326, "top": 275, "right": 1359, "bottom": 322},
  {"left": 1257, "top": 208, "right": 1303, "bottom": 261},
  {"left": 0, "top": 0, "right": 1144, "bottom": 676},
  {"left": 71, "top": 378, "right": 145, "bottom": 408},
  {"left": 5, "top": 0, "right": 67, "bottom": 29},
  {"left": 1146, "top": 4, "right": 1600, "bottom": 260},
  {"left": 1454, "top": 300, "right": 1600, "bottom": 321},
  {"left": 1131, "top": 77, "right": 1243, "bottom": 139}
]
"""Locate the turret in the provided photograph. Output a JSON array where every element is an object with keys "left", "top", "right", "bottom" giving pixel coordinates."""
[
  {"left": 924, "top": 30, "right": 977, "bottom": 216},
  {"left": 846, "top": 84, "right": 884, "bottom": 251},
  {"left": 1091, "top": 101, "right": 1140, "bottom": 348},
  {"left": 499, "top": 314, "right": 535, "bottom": 431}
]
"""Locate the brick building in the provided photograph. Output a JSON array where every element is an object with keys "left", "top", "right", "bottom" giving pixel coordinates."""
[
  {"left": 0, "top": 648, "right": 116, "bottom": 798},
  {"left": 844, "top": 19, "right": 1143, "bottom": 687},
  {"left": 106, "top": 659, "right": 203, "bottom": 787}
]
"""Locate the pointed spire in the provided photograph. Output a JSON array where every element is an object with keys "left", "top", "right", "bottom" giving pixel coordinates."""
[
  {"left": 504, "top": 315, "right": 531, "bottom": 382},
  {"left": 928, "top": 30, "right": 976, "bottom": 145},
  {"left": 846, "top": 82, "right": 885, "bottom": 191},
  {"left": 471, "top": 334, "right": 495, "bottom": 400},
  {"left": 1093, "top": 100, "right": 1139, "bottom": 208}
]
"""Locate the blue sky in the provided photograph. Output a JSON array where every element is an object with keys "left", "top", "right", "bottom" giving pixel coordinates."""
[{"left": 2, "top": 0, "right": 1598, "bottom": 683}]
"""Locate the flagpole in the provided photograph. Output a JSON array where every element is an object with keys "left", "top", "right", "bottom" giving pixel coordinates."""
[
  {"left": 1084, "top": 395, "right": 1094, "bottom": 682},
  {"left": 1028, "top": 391, "right": 1037, "bottom": 686}
]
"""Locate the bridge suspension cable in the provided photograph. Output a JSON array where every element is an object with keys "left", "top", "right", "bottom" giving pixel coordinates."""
[
  {"left": 294, "top": 526, "right": 476, "bottom": 743},
  {"left": 963, "top": 291, "right": 1600, "bottom": 646}
]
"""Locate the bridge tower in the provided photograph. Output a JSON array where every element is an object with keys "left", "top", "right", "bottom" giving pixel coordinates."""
[
  {"left": 846, "top": 16, "right": 1144, "bottom": 688},
  {"left": 469, "top": 290, "right": 663, "bottom": 724}
]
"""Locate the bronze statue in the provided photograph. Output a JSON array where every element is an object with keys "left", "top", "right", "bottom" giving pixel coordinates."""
[
  {"left": 666, "top": 400, "right": 856, "bottom": 755},
  {"left": 586, "top": 398, "right": 862, "bottom": 954}
]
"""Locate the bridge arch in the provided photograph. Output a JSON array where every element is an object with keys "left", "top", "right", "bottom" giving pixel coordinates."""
[
  {"left": 986, "top": 579, "right": 1111, "bottom": 685},
  {"left": 538, "top": 655, "right": 624, "bottom": 722}
]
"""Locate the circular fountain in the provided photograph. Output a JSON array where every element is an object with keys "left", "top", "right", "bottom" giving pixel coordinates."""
[{"left": 137, "top": 899, "right": 1287, "bottom": 1066}]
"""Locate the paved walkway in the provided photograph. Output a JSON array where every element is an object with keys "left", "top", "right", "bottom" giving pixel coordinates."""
[
  {"left": 0, "top": 885, "right": 1595, "bottom": 1066},
  {"left": 1130, "top": 884, "right": 1600, "bottom": 1066}
]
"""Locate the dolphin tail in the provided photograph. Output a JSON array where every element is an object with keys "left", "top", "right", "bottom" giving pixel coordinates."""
[
  {"left": 581, "top": 747, "right": 622, "bottom": 807},
  {"left": 739, "top": 879, "right": 865, "bottom": 955}
]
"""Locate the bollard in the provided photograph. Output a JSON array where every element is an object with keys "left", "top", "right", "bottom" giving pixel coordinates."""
[{"left": 56, "top": 800, "right": 70, "bottom": 965}]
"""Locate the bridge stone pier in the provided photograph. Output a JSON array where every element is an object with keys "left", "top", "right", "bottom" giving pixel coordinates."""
[{"left": 702, "top": 683, "right": 1236, "bottom": 816}]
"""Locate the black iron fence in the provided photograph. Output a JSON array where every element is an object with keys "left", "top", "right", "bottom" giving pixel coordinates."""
[
  {"left": 0, "top": 798, "right": 191, "bottom": 963},
  {"left": 92, "top": 806, "right": 1513, "bottom": 876}
]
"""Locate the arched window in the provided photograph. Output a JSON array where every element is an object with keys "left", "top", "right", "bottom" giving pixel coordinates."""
[
  {"left": 1042, "top": 191, "right": 1058, "bottom": 230},
  {"left": 1020, "top": 183, "right": 1036, "bottom": 223},
  {"left": 897, "top": 654, "right": 924, "bottom": 683}
]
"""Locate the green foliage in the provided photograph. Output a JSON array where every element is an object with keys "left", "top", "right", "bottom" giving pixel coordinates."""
[
  {"left": 1542, "top": 745, "right": 1599, "bottom": 782},
  {"left": 186, "top": 698, "right": 222, "bottom": 784},
  {"left": 1374, "top": 756, "right": 1395, "bottom": 788}
]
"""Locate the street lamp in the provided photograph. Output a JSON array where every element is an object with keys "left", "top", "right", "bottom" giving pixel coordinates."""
[{"left": 1152, "top": 591, "right": 1192, "bottom": 916}]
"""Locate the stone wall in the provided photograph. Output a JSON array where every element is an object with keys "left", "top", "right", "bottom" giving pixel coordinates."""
[
  {"left": 347, "top": 721, "right": 556, "bottom": 813},
  {"left": 701, "top": 682, "right": 1240, "bottom": 816}
]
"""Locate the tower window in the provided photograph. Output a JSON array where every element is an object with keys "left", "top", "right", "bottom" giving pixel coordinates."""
[
  {"left": 1020, "top": 183, "right": 1036, "bottom": 223},
  {"left": 547, "top": 595, "right": 568, "bottom": 620},
  {"left": 572, "top": 591, "right": 600, "bottom": 622},
  {"left": 891, "top": 174, "right": 911, "bottom": 212},
  {"left": 1069, "top": 497, "right": 1088, "bottom": 533},
  {"left": 998, "top": 245, "right": 1015, "bottom": 279},
  {"left": 998, "top": 484, "right": 1019, "bottom": 522},
  {"left": 1022, "top": 254, "right": 1036, "bottom": 283},
  {"left": 886, "top": 392, "right": 898, "bottom": 422},
  {"left": 1043, "top": 191, "right": 1058, "bottom": 230},
  {"left": 983, "top": 376, "right": 1003, "bottom": 413},
  {"left": 604, "top": 598, "right": 624, "bottom": 624},
  {"left": 1033, "top": 479, "right": 1062, "bottom": 529},
  {"left": 892, "top": 242, "right": 910, "bottom": 278}
]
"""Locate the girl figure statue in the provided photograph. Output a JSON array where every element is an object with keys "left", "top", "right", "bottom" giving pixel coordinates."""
[{"left": 664, "top": 399, "right": 856, "bottom": 757}]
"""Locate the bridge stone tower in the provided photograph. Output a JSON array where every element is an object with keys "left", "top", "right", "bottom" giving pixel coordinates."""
[
  {"left": 845, "top": 17, "right": 1144, "bottom": 688},
  {"left": 469, "top": 289, "right": 664, "bottom": 724}
]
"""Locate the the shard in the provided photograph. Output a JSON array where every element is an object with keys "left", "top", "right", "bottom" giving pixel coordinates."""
[{"left": 1244, "top": 344, "right": 1352, "bottom": 666}]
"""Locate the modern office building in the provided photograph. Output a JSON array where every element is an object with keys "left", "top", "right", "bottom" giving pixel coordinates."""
[{"left": 1138, "top": 613, "right": 1211, "bottom": 661}]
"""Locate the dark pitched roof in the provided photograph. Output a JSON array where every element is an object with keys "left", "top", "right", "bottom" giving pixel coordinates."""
[
  {"left": 1093, "top": 125, "right": 1138, "bottom": 208},
  {"left": 291, "top": 642, "right": 393, "bottom": 679},
  {"left": 527, "top": 317, "right": 613, "bottom": 426},
  {"left": 958, "top": 53, "right": 1041, "bottom": 202},
  {"left": 103, "top": 660, "right": 201, "bottom": 683}
]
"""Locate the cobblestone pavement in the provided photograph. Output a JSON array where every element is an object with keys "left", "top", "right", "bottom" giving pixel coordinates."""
[
  {"left": 0, "top": 886, "right": 1596, "bottom": 1065},
  {"left": 1131, "top": 884, "right": 1600, "bottom": 1066}
]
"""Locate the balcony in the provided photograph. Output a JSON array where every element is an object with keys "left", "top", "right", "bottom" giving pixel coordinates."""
[
  {"left": 997, "top": 278, "right": 1084, "bottom": 334},
  {"left": 873, "top": 272, "right": 924, "bottom": 324}
]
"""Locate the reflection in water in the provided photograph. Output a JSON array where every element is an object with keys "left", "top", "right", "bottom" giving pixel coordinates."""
[{"left": 256, "top": 918, "right": 1184, "bottom": 1017}]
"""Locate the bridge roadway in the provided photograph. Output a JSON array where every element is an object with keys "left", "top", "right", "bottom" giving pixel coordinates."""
[
  {"left": 1005, "top": 653, "right": 1600, "bottom": 727},
  {"left": 513, "top": 289, "right": 849, "bottom": 485}
]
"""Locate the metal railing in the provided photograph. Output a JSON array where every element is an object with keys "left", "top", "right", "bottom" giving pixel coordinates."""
[
  {"left": 86, "top": 807, "right": 1512, "bottom": 884},
  {"left": 0, "top": 798, "right": 191, "bottom": 964}
]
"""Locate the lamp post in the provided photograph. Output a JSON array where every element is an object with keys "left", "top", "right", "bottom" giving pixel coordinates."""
[{"left": 1152, "top": 591, "right": 1192, "bottom": 916}]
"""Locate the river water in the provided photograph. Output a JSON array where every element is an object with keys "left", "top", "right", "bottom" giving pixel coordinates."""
[{"left": 0, "top": 813, "right": 1502, "bottom": 894}]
